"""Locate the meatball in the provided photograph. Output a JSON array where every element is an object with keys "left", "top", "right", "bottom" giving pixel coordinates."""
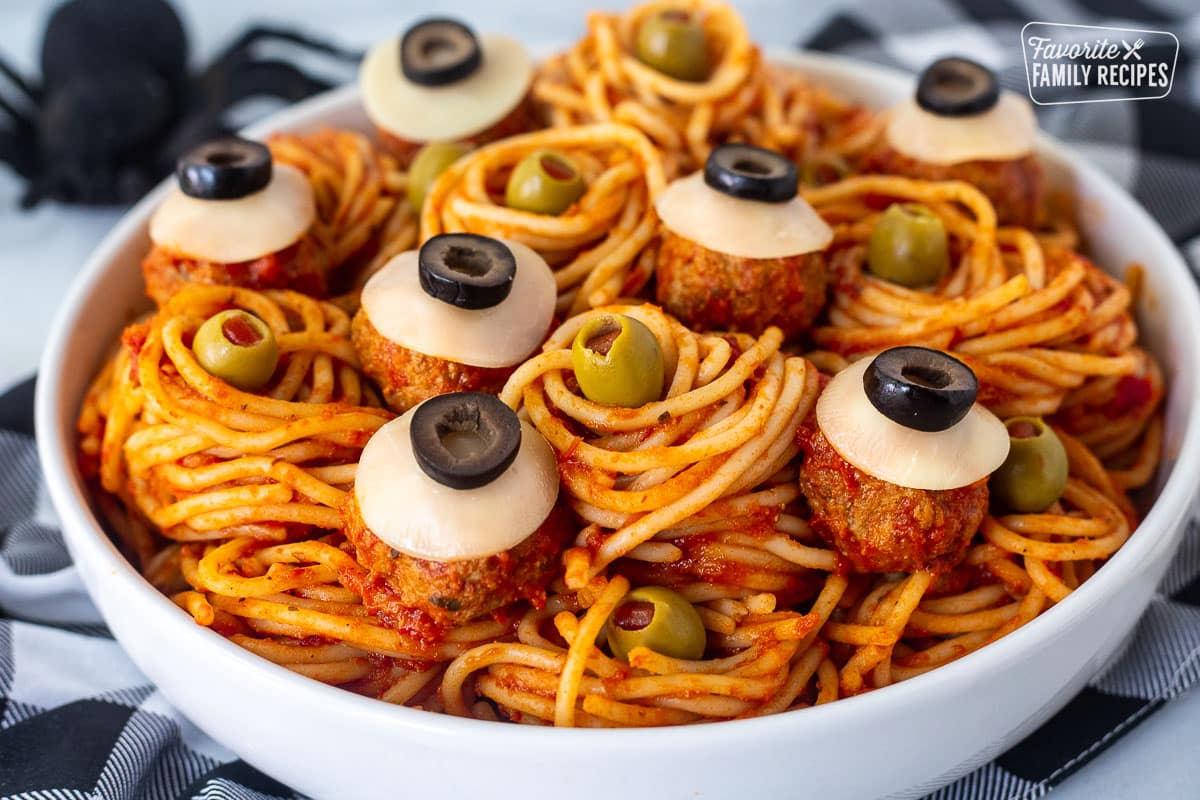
[
  {"left": 376, "top": 93, "right": 540, "bottom": 168},
  {"left": 858, "top": 145, "right": 1044, "bottom": 229},
  {"left": 141, "top": 238, "right": 328, "bottom": 306},
  {"left": 798, "top": 425, "right": 988, "bottom": 573},
  {"left": 342, "top": 492, "right": 573, "bottom": 624},
  {"left": 654, "top": 230, "right": 829, "bottom": 339},
  {"left": 351, "top": 308, "right": 513, "bottom": 413}
]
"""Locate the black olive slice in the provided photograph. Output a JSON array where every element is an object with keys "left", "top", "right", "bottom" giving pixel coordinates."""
[
  {"left": 703, "top": 143, "right": 797, "bottom": 203},
  {"left": 915, "top": 57, "right": 1000, "bottom": 117},
  {"left": 399, "top": 18, "right": 483, "bottom": 87},
  {"left": 410, "top": 392, "right": 522, "bottom": 490},
  {"left": 863, "top": 346, "right": 978, "bottom": 432},
  {"left": 176, "top": 137, "right": 272, "bottom": 200},
  {"left": 418, "top": 233, "right": 516, "bottom": 310}
]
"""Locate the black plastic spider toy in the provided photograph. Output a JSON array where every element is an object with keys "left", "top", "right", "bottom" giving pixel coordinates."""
[{"left": 0, "top": 0, "right": 361, "bottom": 208}]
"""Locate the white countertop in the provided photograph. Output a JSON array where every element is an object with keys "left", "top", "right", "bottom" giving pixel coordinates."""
[{"left": 1, "top": 1, "right": 1195, "bottom": 797}]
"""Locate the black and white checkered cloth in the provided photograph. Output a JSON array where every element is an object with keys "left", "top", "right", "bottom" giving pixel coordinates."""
[{"left": 3, "top": 1, "right": 1200, "bottom": 798}]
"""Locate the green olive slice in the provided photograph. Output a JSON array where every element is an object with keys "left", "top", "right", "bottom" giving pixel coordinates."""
[
  {"left": 866, "top": 203, "right": 949, "bottom": 287},
  {"left": 989, "top": 416, "right": 1069, "bottom": 513},
  {"left": 605, "top": 585, "right": 706, "bottom": 662},
  {"left": 192, "top": 309, "right": 279, "bottom": 391},
  {"left": 504, "top": 150, "right": 586, "bottom": 216},
  {"left": 407, "top": 141, "right": 469, "bottom": 211},
  {"left": 571, "top": 314, "right": 665, "bottom": 408},
  {"left": 634, "top": 9, "right": 710, "bottom": 82}
]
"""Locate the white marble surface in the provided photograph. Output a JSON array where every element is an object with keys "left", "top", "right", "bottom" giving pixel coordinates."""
[{"left": 0, "top": 1, "right": 1195, "bottom": 798}]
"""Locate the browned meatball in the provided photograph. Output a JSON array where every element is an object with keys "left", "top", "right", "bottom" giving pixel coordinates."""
[
  {"left": 798, "top": 424, "right": 988, "bottom": 574},
  {"left": 654, "top": 230, "right": 829, "bottom": 339},
  {"left": 342, "top": 492, "right": 574, "bottom": 625},
  {"left": 351, "top": 308, "right": 514, "bottom": 413},
  {"left": 376, "top": 93, "right": 541, "bottom": 167},
  {"left": 858, "top": 145, "right": 1044, "bottom": 229},
  {"left": 141, "top": 238, "right": 328, "bottom": 307}
]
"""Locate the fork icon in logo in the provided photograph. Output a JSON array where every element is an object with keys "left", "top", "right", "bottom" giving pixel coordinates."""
[{"left": 1122, "top": 38, "right": 1145, "bottom": 60}]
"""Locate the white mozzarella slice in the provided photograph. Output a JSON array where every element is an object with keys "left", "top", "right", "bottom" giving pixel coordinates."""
[
  {"left": 359, "top": 34, "right": 533, "bottom": 143},
  {"left": 149, "top": 164, "right": 315, "bottom": 264},
  {"left": 885, "top": 92, "right": 1038, "bottom": 166},
  {"left": 360, "top": 239, "right": 555, "bottom": 368},
  {"left": 815, "top": 356, "right": 1010, "bottom": 491},
  {"left": 655, "top": 172, "right": 833, "bottom": 260},
  {"left": 354, "top": 408, "right": 560, "bottom": 562}
]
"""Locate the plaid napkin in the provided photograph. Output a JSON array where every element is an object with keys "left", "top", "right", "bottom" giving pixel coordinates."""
[{"left": 4, "top": 1, "right": 1200, "bottom": 798}]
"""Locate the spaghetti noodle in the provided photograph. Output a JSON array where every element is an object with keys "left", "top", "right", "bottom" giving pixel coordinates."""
[
  {"left": 420, "top": 123, "right": 666, "bottom": 315},
  {"left": 77, "top": 284, "right": 392, "bottom": 561},
  {"left": 269, "top": 129, "right": 418, "bottom": 291},
  {"left": 803, "top": 175, "right": 1159, "bottom": 453},
  {"left": 534, "top": 0, "right": 878, "bottom": 178}
]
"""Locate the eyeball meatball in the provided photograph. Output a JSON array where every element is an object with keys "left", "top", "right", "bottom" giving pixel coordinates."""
[
  {"left": 799, "top": 347, "right": 1009, "bottom": 573},
  {"left": 359, "top": 18, "right": 538, "bottom": 168},
  {"left": 655, "top": 228, "right": 829, "bottom": 339},
  {"left": 800, "top": 424, "right": 988, "bottom": 573},
  {"left": 346, "top": 392, "right": 572, "bottom": 624},
  {"left": 143, "top": 136, "right": 325, "bottom": 305},
  {"left": 654, "top": 143, "right": 832, "bottom": 338},
  {"left": 352, "top": 234, "right": 556, "bottom": 413},
  {"left": 861, "top": 57, "right": 1044, "bottom": 228}
]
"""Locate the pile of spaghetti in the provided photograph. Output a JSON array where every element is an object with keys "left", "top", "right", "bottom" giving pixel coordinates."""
[
  {"left": 78, "top": 285, "right": 392, "bottom": 567},
  {"left": 77, "top": 0, "right": 1166, "bottom": 729},
  {"left": 269, "top": 129, "right": 418, "bottom": 293},
  {"left": 534, "top": 0, "right": 878, "bottom": 178},
  {"left": 421, "top": 124, "right": 666, "bottom": 314},
  {"left": 803, "top": 173, "right": 1162, "bottom": 488}
]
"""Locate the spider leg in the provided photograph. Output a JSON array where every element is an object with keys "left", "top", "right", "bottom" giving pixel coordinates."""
[
  {"left": 0, "top": 51, "right": 38, "bottom": 134},
  {"left": 210, "top": 58, "right": 340, "bottom": 109},
  {"left": 209, "top": 25, "right": 363, "bottom": 67},
  {"left": 0, "top": 92, "right": 30, "bottom": 129},
  {"left": 0, "top": 51, "right": 40, "bottom": 107},
  {"left": 187, "top": 25, "right": 359, "bottom": 137},
  {"left": 0, "top": 128, "right": 37, "bottom": 179},
  {"left": 19, "top": 171, "right": 53, "bottom": 209},
  {"left": 163, "top": 25, "right": 361, "bottom": 178}
]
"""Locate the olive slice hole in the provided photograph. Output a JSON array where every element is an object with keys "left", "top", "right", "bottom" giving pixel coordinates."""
[
  {"left": 541, "top": 155, "right": 576, "bottom": 181},
  {"left": 436, "top": 405, "right": 492, "bottom": 460},
  {"left": 440, "top": 429, "right": 488, "bottom": 459},
  {"left": 901, "top": 364, "right": 950, "bottom": 390},
  {"left": 443, "top": 246, "right": 492, "bottom": 278},
  {"left": 732, "top": 159, "right": 771, "bottom": 175},
  {"left": 613, "top": 600, "right": 656, "bottom": 632},
  {"left": 222, "top": 315, "right": 263, "bottom": 347},
  {"left": 421, "top": 37, "right": 456, "bottom": 63},
  {"left": 933, "top": 70, "right": 974, "bottom": 95},
  {"left": 1007, "top": 418, "right": 1040, "bottom": 439},
  {"left": 585, "top": 320, "right": 622, "bottom": 357},
  {"left": 206, "top": 152, "right": 243, "bottom": 167}
]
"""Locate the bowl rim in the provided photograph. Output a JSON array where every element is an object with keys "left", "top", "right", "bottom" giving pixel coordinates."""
[{"left": 34, "top": 48, "right": 1200, "bottom": 749}]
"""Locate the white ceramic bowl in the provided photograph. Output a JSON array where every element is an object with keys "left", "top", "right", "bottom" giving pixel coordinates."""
[{"left": 36, "top": 51, "right": 1200, "bottom": 800}]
